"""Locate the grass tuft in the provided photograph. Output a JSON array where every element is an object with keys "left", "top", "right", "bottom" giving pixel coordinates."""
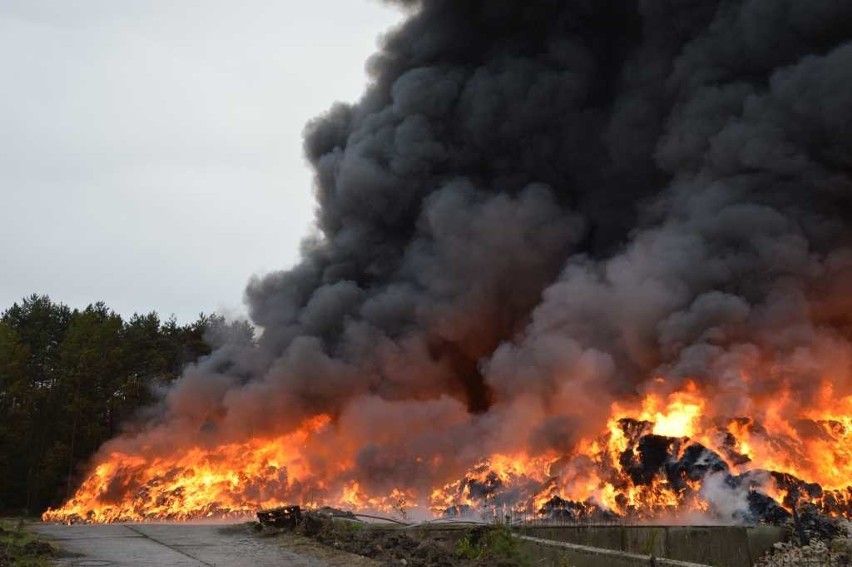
[{"left": 1, "top": 519, "right": 55, "bottom": 567}]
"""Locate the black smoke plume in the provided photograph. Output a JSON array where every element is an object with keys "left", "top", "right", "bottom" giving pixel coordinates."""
[{"left": 83, "top": 0, "right": 852, "bottom": 507}]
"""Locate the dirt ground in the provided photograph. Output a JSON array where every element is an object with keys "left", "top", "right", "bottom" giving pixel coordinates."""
[
  {"left": 241, "top": 525, "right": 380, "bottom": 567},
  {"left": 1, "top": 519, "right": 56, "bottom": 567},
  {"left": 258, "top": 515, "right": 527, "bottom": 567}
]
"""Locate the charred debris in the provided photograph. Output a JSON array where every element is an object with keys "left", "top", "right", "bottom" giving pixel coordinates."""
[{"left": 428, "top": 418, "right": 849, "bottom": 537}]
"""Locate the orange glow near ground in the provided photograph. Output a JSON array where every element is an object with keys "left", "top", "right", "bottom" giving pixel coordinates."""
[{"left": 43, "top": 378, "right": 852, "bottom": 523}]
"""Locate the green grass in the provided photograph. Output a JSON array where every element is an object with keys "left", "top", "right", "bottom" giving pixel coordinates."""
[
  {"left": 455, "top": 525, "right": 531, "bottom": 566},
  {"left": 331, "top": 518, "right": 365, "bottom": 532},
  {"left": 0, "top": 519, "right": 55, "bottom": 566}
]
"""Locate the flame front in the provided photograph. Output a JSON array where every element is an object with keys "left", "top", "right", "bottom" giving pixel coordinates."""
[
  {"left": 27, "top": 0, "right": 852, "bottom": 529},
  {"left": 44, "top": 415, "right": 335, "bottom": 523},
  {"left": 44, "top": 376, "right": 852, "bottom": 523}
]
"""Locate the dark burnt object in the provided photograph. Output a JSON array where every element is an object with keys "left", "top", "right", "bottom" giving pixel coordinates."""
[
  {"left": 745, "top": 491, "right": 791, "bottom": 524},
  {"left": 537, "top": 495, "right": 619, "bottom": 523},
  {"left": 440, "top": 418, "right": 852, "bottom": 526},
  {"left": 443, "top": 504, "right": 474, "bottom": 518},
  {"left": 795, "top": 502, "right": 841, "bottom": 542},
  {"left": 466, "top": 470, "right": 503, "bottom": 500},
  {"left": 257, "top": 505, "right": 302, "bottom": 528}
]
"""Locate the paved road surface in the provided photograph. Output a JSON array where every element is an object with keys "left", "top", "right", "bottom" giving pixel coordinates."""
[{"left": 35, "top": 523, "right": 336, "bottom": 566}]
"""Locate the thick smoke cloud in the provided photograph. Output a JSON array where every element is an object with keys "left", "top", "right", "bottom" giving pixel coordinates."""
[{"left": 102, "top": 0, "right": 852, "bottom": 500}]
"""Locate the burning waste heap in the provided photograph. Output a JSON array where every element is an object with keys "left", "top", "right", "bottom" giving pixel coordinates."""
[
  {"left": 44, "top": 0, "right": 852, "bottom": 526},
  {"left": 439, "top": 390, "right": 852, "bottom": 527}
]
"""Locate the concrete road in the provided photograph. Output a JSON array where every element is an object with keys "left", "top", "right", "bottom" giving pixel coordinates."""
[{"left": 35, "top": 523, "right": 338, "bottom": 566}]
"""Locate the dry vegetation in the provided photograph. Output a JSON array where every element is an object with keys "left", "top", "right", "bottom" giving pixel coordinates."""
[
  {"left": 253, "top": 514, "right": 531, "bottom": 567},
  {"left": 0, "top": 520, "right": 55, "bottom": 567}
]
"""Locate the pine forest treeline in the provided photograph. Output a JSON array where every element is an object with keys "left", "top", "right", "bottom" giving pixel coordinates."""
[{"left": 0, "top": 294, "right": 253, "bottom": 515}]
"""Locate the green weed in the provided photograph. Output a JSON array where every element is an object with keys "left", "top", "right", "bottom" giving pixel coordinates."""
[
  {"left": 0, "top": 519, "right": 55, "bottom": 567},
  {"left": 455, "top": 525, "right": 530, "bottom": 565}
]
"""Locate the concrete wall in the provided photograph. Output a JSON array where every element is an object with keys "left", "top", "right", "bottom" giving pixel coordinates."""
[
  {"left": 514, "top": 525, "right": 788, "bottom": 567},
  {"left": 516, "top": 535, "right": 711, "bottom": 567}
]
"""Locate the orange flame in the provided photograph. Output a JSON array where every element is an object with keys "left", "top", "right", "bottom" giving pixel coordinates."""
[{"left": 43, "top": 377, "right": 852, "bottom": 523}]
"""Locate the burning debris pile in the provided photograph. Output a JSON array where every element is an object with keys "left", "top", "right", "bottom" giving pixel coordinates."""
[
  {"left": 434, "top": 400, "right": 852, "bottom": 525},
  {"left": 43, "top": 0, "right": 852, "bottom": 525}
]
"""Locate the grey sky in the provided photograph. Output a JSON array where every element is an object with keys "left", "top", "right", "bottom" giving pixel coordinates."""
[{"left": 0, "top": 0, "right": 402, "bottom": 322}]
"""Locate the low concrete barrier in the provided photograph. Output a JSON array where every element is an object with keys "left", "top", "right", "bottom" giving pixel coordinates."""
[
  {"left": 514, "top": 525, "right": 788, "bottom": 567},
  {"left": 516, "top": 535, "right": 711, "bottom": 567}
]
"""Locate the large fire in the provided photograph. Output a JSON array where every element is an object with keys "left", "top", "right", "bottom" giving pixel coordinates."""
[
  {"left": 43, "top": 378, "right": 852, "bottom": 524},
  {"left": 26, "top": 0, "right": 851, "bottom": 533}
]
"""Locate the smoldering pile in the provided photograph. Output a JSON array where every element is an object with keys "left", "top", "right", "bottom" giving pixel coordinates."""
[
  {"left": 443, "top": 417, "right": 852, "bottom": 530},
  {"left": 47, "top": 0, "right": 852, "bottom": 524}
]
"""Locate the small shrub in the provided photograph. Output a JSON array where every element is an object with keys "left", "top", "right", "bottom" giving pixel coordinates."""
[
  {"left": 456, "top": 534, "right": 483, "bottom": 560},
  {"left": 0, "top": 520, "right": 55, "bottom": 567},
  {"left": 455, "top": 525, "right": 529, "bottom": 565}
]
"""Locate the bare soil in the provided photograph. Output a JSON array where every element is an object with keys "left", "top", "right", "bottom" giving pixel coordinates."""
[
  {"left": 239, "top": 525, "right": 379, "bottom": 567},
  {"left": 254, "top": 515, "right": 527, "bottom": 567},
  {"left": 0, "top": 519, "right": 56, "bottom": 567}
]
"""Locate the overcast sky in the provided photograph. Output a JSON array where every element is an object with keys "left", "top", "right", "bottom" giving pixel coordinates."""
[{"left": 0, "top": 0, "right": 402, "bottom": 322}]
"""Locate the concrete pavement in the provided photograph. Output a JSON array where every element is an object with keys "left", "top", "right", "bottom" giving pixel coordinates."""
[{"left": 34, "top": 523, "right": 338, "bottom": 566}]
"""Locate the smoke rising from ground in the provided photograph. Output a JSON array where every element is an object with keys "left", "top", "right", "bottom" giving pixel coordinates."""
[{"left": 94, "top": 0, "right": 852, "bottom": 506}]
